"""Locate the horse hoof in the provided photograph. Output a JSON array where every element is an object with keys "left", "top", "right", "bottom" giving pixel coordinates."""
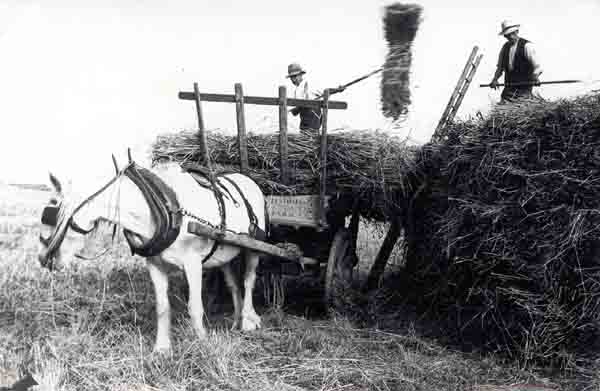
[
  {"left": 151, "top": 346, "right": 173, "bottom": 358},
  {"left": 241, "top": 315, "right": 261, "bottom": 331}
]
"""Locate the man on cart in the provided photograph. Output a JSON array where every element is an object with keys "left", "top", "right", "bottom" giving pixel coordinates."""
[{"left": 286, "top": 63, "right": 344, "bottom": 134}]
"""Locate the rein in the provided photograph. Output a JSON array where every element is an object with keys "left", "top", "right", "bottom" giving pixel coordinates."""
[{"left": 40, "top": 162, "right": 134, "bottom": 267}]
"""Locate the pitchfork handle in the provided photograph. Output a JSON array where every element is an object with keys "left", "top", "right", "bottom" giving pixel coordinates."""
[{"left": 480, "top": 79, "right": 582, "bottom": 88}]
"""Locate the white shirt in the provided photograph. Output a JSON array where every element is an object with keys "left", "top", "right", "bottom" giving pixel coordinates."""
[{"left": 288, "top": 78, "right": 321, "bottom": 100}]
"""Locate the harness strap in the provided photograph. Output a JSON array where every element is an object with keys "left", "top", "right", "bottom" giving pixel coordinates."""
[
  {"left": 123, "top": 164, "right": 182, "bottom": 257},
  {"left": 198, "top": 175, "right": 228, "bottom": 264},
  {"left": 219, "top": 176, "right": 266, "bottom": 241},
  {"left": 187, "top": 170, "right": 237, "bottom": 202},
  {"left": 181, "top": 163, "right": 268, "bottom": 264}
]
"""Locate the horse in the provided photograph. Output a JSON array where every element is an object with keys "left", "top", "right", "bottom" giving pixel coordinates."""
[{"left": 38, "top": 155, "right": 267, "bottom": 354}]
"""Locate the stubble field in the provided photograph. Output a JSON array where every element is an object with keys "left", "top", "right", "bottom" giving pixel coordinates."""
[{"left": 0, "top": 183, "right": 595, "bottom": 390}]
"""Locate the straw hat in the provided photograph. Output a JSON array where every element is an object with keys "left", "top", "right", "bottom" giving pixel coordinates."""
[
  {"left": 499, "top": 20, "right": 520, "bottom": 36},
  {"left": 286, "top": 63, "right": 306, "bottom": 78}
]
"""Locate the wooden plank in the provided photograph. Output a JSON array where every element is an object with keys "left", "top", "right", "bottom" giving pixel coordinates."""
[
  {"left": 179, "top": 92, "right": 348, "bottom": 110},
  {"left": 193, "top": 83, "right": 210, "bottom": 164},
  {"left": 187, "top": 221, "right": 319, "bottom": 266},
  {"left": 318, "top": 89, "right": 330, "bottom": 230},
  {"left": 266, "top": 195, "right": 329, "bottom": 227},
  {"left": 364, "top": 219, "right": 402, "bottom": 291},
  {"left": 278, "top": 86, "right": 290, "bottom": 185},
  {"left": 234, "top": 83, "right": 249, "bottom": 173}
]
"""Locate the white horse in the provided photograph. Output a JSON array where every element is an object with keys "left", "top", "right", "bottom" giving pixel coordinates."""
[{"left": 38, "top": 157, "right": 267, "bottom": 354}]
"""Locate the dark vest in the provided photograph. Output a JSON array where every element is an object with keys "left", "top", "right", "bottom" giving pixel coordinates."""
[
  {"left": 299, "top": 107, "right": 322, "bottom": 131},
  {"left": 500, "top": 38, "right": 534, "bottom": 84}
]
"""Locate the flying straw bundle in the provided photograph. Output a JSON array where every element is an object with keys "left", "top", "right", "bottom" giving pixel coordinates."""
[
  {"left": 400, "top": 93, "right": 600, "bottom": 367},
  {"left": 381, "top": 3, "right": 423, "bottom": 120},
  {"left": 151, "top": 129, "right": 416, "bottom": 220}
]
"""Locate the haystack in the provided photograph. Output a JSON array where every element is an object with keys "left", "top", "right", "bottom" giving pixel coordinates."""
[
  {"left": 401, "top": 94, "right": 600, "bottom": 366},
  {"left": 381, "top": 3, "right": 422, "bottom": 120},
  {"left": 151, "top": 130, "right": 416, "bottom": 220}
]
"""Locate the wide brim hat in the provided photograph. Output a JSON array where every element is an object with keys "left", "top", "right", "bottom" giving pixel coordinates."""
[
  {"left": 286, "top": 63, "right": 306, "bottom": 78},
  {"left": 499, "top": 20, "right": 520, "bottom": 36}
]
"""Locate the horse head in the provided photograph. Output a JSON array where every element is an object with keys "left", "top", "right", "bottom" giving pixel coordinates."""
[
  {"left": 38, "top": 172, "right": 100, "bottom": 270},
  {"left": 38, "top": 172, "right": 70, "bottom": 270}
]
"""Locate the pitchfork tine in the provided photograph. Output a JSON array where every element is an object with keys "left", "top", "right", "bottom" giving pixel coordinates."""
[
  {"left": 127, "top": 148, "right": 132, "bottom": 163},
  {"left": 112, "top": 154, "right": 119, "bottom": 173}
]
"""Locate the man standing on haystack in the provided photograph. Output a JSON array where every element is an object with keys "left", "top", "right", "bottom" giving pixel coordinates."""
[
  {"left": 287, "top": 63, "right": 322, "bottom": 134},
  {"left": 489, "top": 20, "right": 543, "bottom": 102},
  {"left": 286, "top": 63, "right": 344, "bottom": 135}
]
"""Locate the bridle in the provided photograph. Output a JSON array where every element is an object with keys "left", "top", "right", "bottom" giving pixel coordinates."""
[{"left": 39, "top": 161, "right": 135, "bottom": 269}]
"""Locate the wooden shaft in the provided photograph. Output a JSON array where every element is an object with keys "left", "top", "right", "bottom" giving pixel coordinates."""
[
  {"left": 319, "top": 89, "right": 330, "bottom": 230},
  {"left": 234, "top": 83, "right": 249, "bottom": 173},
  {"left": 364, "top": 218, "right": 402, "bottom": 291},
  {"left": 187, "top": 221, "right": 319, "bottom": 266},
  {"left": 316, "top": 68, "right": 383, "bottom": 98},
  {"left": 479, "top": 79, "right": 582, "bottom": 87},
  {"left": 179, "top": 92, "right": 348, "bottom": 110},
  {"left": 349, "top": 203, "right": 360, "bottom": 248},
  {"left": 193, "top": 82, "right": 209, "bottom": 164},
  {"left": 340, "top": 68, "right": 382, "bottom": 89},
  {"left": 278, "top": 86, "right": 290, "bottom": 185}
]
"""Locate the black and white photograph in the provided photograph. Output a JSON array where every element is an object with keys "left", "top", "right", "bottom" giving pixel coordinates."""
[{"left": 1, "top": 1, "right": 599, "bottom": 390}]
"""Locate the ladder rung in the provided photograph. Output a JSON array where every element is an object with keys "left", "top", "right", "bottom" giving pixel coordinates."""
[{"left": 434, "top": 46, "right": 482, "bottom": 135}]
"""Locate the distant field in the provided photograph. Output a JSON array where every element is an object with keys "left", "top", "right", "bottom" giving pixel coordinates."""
[{"left": 0, "top": 183, "right": 593, "bottom": 390}]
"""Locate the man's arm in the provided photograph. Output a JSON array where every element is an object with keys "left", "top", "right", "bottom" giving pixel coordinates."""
[
  {"left": 524, "top": 42, "right": 543, "bottom": 82},
  {"left": 490, "top": 47, "right": 506, "bottom": 89},
  {"left": 490, "top": 67, "right": 503, "bottom": 89}
]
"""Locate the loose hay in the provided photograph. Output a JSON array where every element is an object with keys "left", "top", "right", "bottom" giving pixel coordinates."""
[
  {"left": 381, "top": 3, "right": 422, "bottom": 120},
  {"left": 151, "top": 129, "right": 416, "bottom": 220},
  {"left": 401, "top": 94, "right": 600, "bottom": 368}
]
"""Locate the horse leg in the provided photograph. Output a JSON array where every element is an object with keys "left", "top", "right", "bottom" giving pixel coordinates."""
[
  {"left": 183, "top": 256, "right": 207, "bottom": 340},
  {"left": 221, "top": 263, "right": 243, "bottom": 330},
  {"left": 241, "top": 251, "right": 261, "bottom": 331},
  {"left": 147, "top": 257, "right": 172, "bottom": 354}
]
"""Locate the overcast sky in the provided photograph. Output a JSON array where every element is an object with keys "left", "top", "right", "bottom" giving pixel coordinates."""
[{"left": 1, "top": 0, "right": 599, "bottom": 185}]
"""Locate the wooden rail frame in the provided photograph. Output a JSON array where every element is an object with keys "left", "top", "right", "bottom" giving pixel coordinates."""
[{"left": 179, "top": 83, "right": 348, "bottom": 229}]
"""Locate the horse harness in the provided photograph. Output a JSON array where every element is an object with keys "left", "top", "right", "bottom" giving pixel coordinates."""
[
  {"left": 122, "top": 164, "right": 183, "bottom": 258},
  {"left": 122, "top": 163, "right": 264, "bottom": 263}
]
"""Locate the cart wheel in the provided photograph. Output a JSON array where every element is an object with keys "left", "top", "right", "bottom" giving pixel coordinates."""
[{"left": 324, "top": 228, "right": 357, "bottom": 307}]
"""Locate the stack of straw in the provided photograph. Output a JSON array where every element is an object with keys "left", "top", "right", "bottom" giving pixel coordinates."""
[
  {"left": 381, "top": 3, "right": 422, "bottom": 120},
  {"left": 151, "top": 129, "right": 416, "bottom": 220},
  {"left": 400, "top": 94, "right": 600, "bottom": 367}
]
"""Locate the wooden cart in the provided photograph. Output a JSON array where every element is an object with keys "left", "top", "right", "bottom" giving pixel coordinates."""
[
  {"left": 179, "top": 82, "right": 364, "bottom": 305},
  {"left": 178, "top": 47, "right": 488, "bottom": 303}
]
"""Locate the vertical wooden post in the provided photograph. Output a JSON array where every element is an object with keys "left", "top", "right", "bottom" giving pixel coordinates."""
[
  {"left": 364, "top": 218, "right": 402, "bottom": 291},
  {"left": 193, "top": 82, "right": 210, "bottom": 165},
  {"left": 278, "top": 86, "right": 290, "bottom": 185},
  {"left": 319, "top": 89, "right": 330, "bottom": 229},
  {"left": 235, "top": 83, "right": 249, "bottom": 173},
  {"left": 349, "top": 203, "right": 360, "bottom": 249}
]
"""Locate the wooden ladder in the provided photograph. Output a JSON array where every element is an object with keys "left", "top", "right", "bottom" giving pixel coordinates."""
[{"left": 433, "top": 46, "right": 483, "bottom": 141}]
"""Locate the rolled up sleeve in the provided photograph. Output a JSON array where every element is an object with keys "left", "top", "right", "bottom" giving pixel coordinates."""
[{"left": 524, "top": 43, "right": 543, "bottom": 76}]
